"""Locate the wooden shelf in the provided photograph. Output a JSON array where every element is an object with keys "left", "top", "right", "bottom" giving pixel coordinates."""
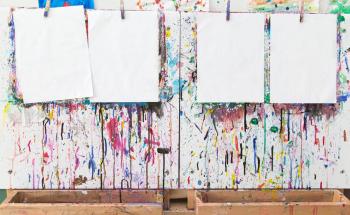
[
  {"left": 195, "top": 190, "right": 350, "bottom": 215},
  {"left": 1, "top": 189, "right": 349, "bottom": 215},
  {"left": 0, "top": 190, "right": 163, "bottom": 215}
]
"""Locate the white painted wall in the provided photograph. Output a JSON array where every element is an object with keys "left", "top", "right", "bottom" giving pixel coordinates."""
[
  {"left": 94, "top": 0, "right": 119, "bottom": 9},
  {"left": 0, "top": 0, "right": 38, "bottom": 7},
  {"left": 0, "top": 0, "right": 138, "bottom": 9},
  {"left": 0, "top": 0, "right": 332, "bottom": 12}
]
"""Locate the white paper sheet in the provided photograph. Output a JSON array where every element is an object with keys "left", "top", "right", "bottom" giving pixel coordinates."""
[
  {"left": 13, "top": 6, "right": 93, "bottom": 104},
  {"left": 196, "top": 13, "right": 265, "bottom": 103},
  {"left": 88, "top": 10, "right": 160, "bottom": 102},
  {"left": 270, "top": 14, "right": 337, "bottom": 104}
]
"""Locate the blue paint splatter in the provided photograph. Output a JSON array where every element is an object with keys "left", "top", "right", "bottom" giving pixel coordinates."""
[
  {"left": 253, "top": 137, "right": 257, "bottom": 174},
  {"left": 338, "top": 93, "right": 350, "bottom": 102},
  {"left": 39, "top": 0, "right": 94, "bottom": 8},
  {"left": 88, "top": 146, "right": 97, "bottom": 180},
  {"left": 172, "top": 79, "right": 185, "bottom": 95}
]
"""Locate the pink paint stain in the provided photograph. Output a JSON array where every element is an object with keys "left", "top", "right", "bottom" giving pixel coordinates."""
[
  {"left": 106, "top": 118, "right": 125, "bottom": 151},
  {"left": 144, "top": 137, "right": 160, "bottom": 146},
  {"left": 144, "top": 129, "right": 160, "bottom": 165},
  {"left": 67, "top": 104, "right": 85, "bottom": 113}
]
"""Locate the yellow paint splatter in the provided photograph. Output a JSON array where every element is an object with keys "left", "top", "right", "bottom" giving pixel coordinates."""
[
  {"left": 213, "top": 135, "right": 218, "bottom": 147},
  {"left": 2, "top": 102, "right": 10, "bottom": 124},
  {"left": 49, "top": 109, "right": 54, "bottom": 120},
  {"left": 192, "top": 30, "right": 197, "bottom": 38},
  {"left": 297, "top": 164, "right": 302, "bottom": 177},
  {"left": 231, "top": 173, "right": 236, "bottom": 187},
  {"left": 166, "top": 28, "right": 171, "bottom": 38},
  {"left": 191, "top": 151, "right": 197, "bottom": 157}
]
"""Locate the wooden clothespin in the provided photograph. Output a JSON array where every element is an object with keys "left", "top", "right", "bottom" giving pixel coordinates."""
[
  {"left": 120, "top": 0, "right": 125, "bottom": 20},
  {"left": 226, "top": 0, "right": 231, "bottom": 21},
  {"left": 8, "top": 8, "right": 14, "bottom": 27},
  {"left": 44, "top": 0, "right": 51, "bottom": 17},
  {"left": 300, "top": 0, "right": 304, "bottom": 23}
]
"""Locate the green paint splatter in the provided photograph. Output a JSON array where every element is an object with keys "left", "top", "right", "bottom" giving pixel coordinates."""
[
  {"left": 338, "top": 14, "right": 345, "bottom": 22},
  {"left": 330, "top": 0, "right": 350, "bottom": 15},
  {"left": 270, "top": 126, "right": 279, "bottom": 133},
  {"left": 339, "top": 73, "right": 348, "bottom": 84},
  {"left": 189, "top": 56, "right": 195, "bottom": 64},
  {"left": 82, "top": 99, "right": 91, "bottom": 105},
  {"left": 250, "top": 118, "right": 258, "bottom": 125},
  {"left": 305, "top": 160, "right": 311, "bottom": 168}
]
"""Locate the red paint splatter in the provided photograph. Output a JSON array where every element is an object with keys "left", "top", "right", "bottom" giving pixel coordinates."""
[
  {"left": 27, "top": 140, "right": 32, "bottom": 152},
  {"left": 322, "top": 136, "right": 325, "bottom": 146},
  {"left": 314, "top": 125, "right": 319, "bottom": 145},
  {"left": 43, "top": 152, "right": 49, "bottom": 164}
]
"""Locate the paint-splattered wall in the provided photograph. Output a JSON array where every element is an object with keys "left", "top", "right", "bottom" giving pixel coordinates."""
[{"left": 1, "top": 0, "right": 350, "bottom": 189}]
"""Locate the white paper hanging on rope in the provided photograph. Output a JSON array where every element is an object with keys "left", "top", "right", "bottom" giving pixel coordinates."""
[
  {"left": 13, "top": 6, "right": 93, "bottom": 104},
  {"left": 88, "top": 10, "right": 160, "bottom": 103},
  {"left": 196, "top": 12, "right": 265, "bottom": 103},
  {"left": 270, "top": 14, "right": 337, "bottom": 104}
]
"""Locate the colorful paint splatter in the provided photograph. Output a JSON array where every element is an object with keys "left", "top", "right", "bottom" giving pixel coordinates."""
[{"left": 1, "top": 0, "right": 350, "bottom": 189}]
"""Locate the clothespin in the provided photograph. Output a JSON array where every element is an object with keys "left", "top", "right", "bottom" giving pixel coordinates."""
[
  {"left": 226, "top": 0, "right": 231, "bottom": 21},
  {"left": 120, "top": 0, "right": 125, "bottom": 20},
  {"left": 44, "top": 0, "right": 51, "bottom": 17},
  {"left": 8, "top": 8, "right": 14, "bottom": 27},
  {"left": 300, "top": 0, "right": 304, "bottom": 23}
]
